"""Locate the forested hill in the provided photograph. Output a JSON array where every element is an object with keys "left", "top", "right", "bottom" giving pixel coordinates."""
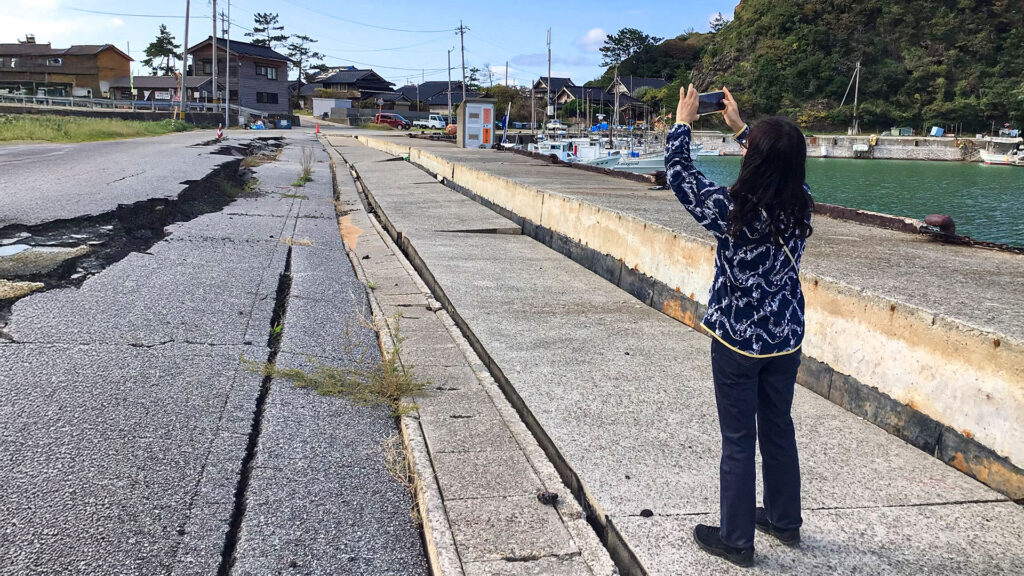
[{"left": 605, "top": 0, "right": 1024, "bottom": 132}]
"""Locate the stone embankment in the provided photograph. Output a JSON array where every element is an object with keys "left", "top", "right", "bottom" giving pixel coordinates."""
[
  {"left": 694, "top": 131, "right": 976, "bottom": 161},
  {"left": 354, "top": 133, "right": 1024, "bottom": 501}
]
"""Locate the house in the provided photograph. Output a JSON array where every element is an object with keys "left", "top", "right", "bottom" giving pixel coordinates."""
[
  {"left": 555, "top": 85, "right": 644, "bottom": 121},
  {"left": 0, "top": 38, "right": 131, "bottom": 97},
  {"left": 186, "top": 36, "right": 291, "bottom": 114},
  {"left": 424, "top": 87, "right": 481, "bottom": 115},
  {"left": 608, "top": 76, "right": 668, "bottom": 97},
  {"left": 108, "top": 75, "right": 219, "bottom": 102},
  {"left": 316, "top": 68, "right": 394, "bottom": 101},
  {"left": 532, "top": 76, "right": 575, "bottom": 97}
]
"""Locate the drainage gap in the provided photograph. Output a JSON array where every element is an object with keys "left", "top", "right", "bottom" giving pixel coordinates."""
[
  {"left": 218, "top": 246, "right": 293, "bottom": 575},
  {"left": 0, "top": 138, "right": 285, "bottom": 330}
]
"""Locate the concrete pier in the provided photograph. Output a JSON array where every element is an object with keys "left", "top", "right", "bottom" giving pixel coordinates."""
[
  {"left": 347, "top": 133, "right": 1024, "bottom": 501},
  {"left": 329, "top": 131, "right": 1024, "bottom": 574}
]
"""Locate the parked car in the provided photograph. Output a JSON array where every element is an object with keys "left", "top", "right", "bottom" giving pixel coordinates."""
[
  {"left": 545, "top": 119, "right": 567, "bottom": 131},
  {"left": 375, "top": 113, "right": 411, "bottom": 129},
  {"left": 412, "top": 114, "right": 447, "bottom": 129}
]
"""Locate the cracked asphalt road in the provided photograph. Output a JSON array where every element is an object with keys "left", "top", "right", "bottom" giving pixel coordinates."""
[
  {"left": 0, "top": 130, "right": 425, "bottom": 574},
  {"left": 0, "top": 130, "right": 243, "bottom": 227}
]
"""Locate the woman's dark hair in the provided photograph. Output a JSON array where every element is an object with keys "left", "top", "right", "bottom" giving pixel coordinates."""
[{"left": 728, "top": 117, "right": 814, "bottom": 239}]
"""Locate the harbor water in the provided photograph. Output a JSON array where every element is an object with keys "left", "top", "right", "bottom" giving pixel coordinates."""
[{"left": 693, "top": 156, "right": 1024, "bottom": 246}]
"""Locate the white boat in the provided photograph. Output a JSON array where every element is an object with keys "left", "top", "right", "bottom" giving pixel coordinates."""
[
  {"left": 613, "top": 143, "right": 703, "bottom": 174},
  {"left": 528, "top": 139, "right": 578, "bottom": 162},
  {"left": 978, "top": 137, "right": 1023, "bottom": 166}
]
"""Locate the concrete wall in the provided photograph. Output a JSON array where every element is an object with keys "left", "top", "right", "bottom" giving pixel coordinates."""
[
  {"left": 693, "top": 132, "right": 971, "bottom": 161},
  {"left": 356, "top": 135, "right": 1024, "bottom": 499}
]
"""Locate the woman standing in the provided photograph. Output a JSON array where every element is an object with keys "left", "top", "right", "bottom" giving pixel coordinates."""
[{"left": 665, "top": 85, "right": 813, "bottom": 567}]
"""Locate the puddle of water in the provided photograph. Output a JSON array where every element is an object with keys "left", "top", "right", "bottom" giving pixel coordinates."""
[{"left": 0, "top": 244, "right": 30, "bottom": 257}]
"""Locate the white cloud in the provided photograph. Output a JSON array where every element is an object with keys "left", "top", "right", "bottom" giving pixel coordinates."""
[
  {"left": 574, "top": 28, "right": 606, "bottom": 53},
  {"left": 111, "top": 18, "right": 124, "bottom": 28}
]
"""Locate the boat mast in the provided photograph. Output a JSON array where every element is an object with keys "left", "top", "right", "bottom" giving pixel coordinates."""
[{"left": 840, "top": 61, "right": 861, "bottom": 135}]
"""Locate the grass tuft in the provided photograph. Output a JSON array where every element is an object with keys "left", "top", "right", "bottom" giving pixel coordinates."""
[
  {"left": 259, "top": 315, "right": 428, "bottom": 417},
  {"left": 0, "top": 114, "right": 194, "bottom": 143}
]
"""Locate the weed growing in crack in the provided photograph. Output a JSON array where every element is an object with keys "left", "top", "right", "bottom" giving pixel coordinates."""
[
  {"left": 292, "top": 146, "right": 315, "bottom": 187},
  {"left": 280, "top": 193, "right": 308, "bottom": 200},
  {"left": 242, "top": 148, "right": 282, "bottom": 167},
  {"left": 367, "top": 281, "right": 378, "bottom": 290},
  {"left": 259, "top": 314, "right": 429, "bottom": 417},
  {"left": 383, "top": 433, "right": 422, "bottom": 526}
]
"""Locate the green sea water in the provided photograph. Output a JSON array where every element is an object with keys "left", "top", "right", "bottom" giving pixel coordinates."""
[{"left": 692, "top": 156, "right": 1024, "bottom": 246}]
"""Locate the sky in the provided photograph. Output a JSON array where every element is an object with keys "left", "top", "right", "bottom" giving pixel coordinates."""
[{"left": 1, "top": 0, "right": 740, "bottom": 86}]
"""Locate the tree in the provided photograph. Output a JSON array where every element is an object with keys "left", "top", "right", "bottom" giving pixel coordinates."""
[
  {"left": 286, "top": 35, "right": 324, "bottom": 85},
  {"left": 599, "top": 28, "right": 663, "bottom": 67},
  {"left": 467, "top": 66, "right": 483, "bottom": 91},
  {"left": 709, "top": 12, "right": 730, "bottom": 33},
  {"left": 482, "top": 62, "right": 495, "bottom": 88},
  {"left": 141, "top": 24, "right": 181, "bottom": 76},
  {"left": 245, "top": 13, "right": 288, "bottom": 48}
]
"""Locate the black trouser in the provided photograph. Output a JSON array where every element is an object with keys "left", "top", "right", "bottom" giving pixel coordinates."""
[{"left": 710, "top": 338, "right": 803, "bottom": 548}]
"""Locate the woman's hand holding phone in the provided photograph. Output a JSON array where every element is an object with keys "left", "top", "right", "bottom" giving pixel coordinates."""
[
  {"left": 722, "top": 87, "right": 745, "bottom": 133},
  {"left": 676, "top": 83, "right": 700, "bottom": 125}
]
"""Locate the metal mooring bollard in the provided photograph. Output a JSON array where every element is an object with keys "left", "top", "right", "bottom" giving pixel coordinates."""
[{"left": 924, "top": 214, "right": 956, "bottom": 235}]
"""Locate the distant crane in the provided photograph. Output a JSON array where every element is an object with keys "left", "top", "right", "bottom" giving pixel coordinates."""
[{"left": 839, "top": 60, "right": 862, "bottom": 135}]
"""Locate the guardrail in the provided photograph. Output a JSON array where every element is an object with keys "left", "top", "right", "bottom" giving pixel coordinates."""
[{"left": 0, "top": 94, "right": 268, "bottom": 118}]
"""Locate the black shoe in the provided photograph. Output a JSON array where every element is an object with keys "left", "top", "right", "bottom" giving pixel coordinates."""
[
  {"left": 693, "top": 524, "right": 754, "bottom": 567},
  {"left": 754, "top": 507, "right": 800, "bottom": 546}
]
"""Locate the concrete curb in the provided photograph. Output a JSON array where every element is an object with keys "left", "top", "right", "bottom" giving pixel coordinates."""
[{"left": 327, "top": 143, "right": 465, "bottom": 576}]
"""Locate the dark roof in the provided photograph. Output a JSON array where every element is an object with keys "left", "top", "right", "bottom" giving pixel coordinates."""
[
  {"left": 319, "top": 68, "right": 393, "bottom": 87},
  {"left": 559, "top": 85, "right": 641, "bottom": 106},
  {"left": 534, "top": 77, "right": 574, "bottom": 93},
  {"left": 398, "top": 80, "right": 462, "bottom": 101},
  {"left": 424, "top": 89, "right": 481, "bottom": 106},
  {"left": 614, "top": 77, "right": 668, "bottom": 93},
  {"left": 188, "top": 37, "right": 290, "bottom": 62},
  {"left": 0, "top": 42, "right": 131, "bottom": 60},
  {"left": 299, "top": 83, "right": 323, "bottom": 96},
  {"left": 379, "top": 92, "right": 410, "bottom": 102}
]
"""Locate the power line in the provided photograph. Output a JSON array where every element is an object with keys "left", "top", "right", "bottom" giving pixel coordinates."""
[
  {"left": 67, "top": 8, "right": 188, "bottom": 18},
  {"left": 281, "top": 0, "right": 457, "bottom": 34}
]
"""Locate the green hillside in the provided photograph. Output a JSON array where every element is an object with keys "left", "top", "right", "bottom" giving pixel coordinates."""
[{"left": 604, "top": 0, "right": 1024, "bottom": 133}]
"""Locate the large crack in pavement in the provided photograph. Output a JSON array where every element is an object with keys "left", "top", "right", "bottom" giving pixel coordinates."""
[{"left": 0, "top": 138, "right": 284, "bottom": 335}]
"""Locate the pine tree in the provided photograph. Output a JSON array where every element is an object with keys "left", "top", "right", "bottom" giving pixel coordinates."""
[
  {"left": 141, "top": 24, "right": 181, "bottom": 76},
  {"left": 709, "top": 12, "right": 730, "bottom": 33},
  {"left": 286, "top": 35, "right": 324, "bottom": 85},
  {"left": 245, "top": 13, "right": 288, "bottom": 48}
]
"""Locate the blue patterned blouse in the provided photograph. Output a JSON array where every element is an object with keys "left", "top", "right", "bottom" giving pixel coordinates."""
[{"left": 664, "top": 123, "right": 811, "bottom": 357}]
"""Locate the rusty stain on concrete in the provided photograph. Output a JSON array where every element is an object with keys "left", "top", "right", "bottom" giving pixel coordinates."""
[{"left": 339, "top": 214, "right": 364, "bottom": 251}]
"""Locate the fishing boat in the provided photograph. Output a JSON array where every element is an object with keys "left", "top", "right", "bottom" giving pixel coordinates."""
[
  {"left": 978, "top": 137, "right": 1023, "bottom": 166},
  {"left": 613, "top": 143, "right": 703, "bottom": 174}
]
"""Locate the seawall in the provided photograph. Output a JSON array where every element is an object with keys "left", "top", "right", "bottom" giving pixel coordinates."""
[
  {"left": 693, "top": 131, "right": 973, "bottom": 161},
  {"left": 351, "top": 133, "right": 1024, "bottom": 500}
]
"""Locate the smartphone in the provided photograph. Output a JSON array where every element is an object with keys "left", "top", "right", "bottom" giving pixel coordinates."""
[{"left": 697, "top": 91, "right": 726, "bottom": 116}]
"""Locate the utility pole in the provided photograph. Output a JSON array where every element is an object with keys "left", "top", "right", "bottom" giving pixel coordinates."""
[
  {"left": 179, "top": 0, "right": 190, "bottom": 119},
  {"left": 221, "top": 2, "right": 230, "bottom": 127},
  {"left": 211, "top": 0, "right": 217, "bottom": 109},
  {"left": 546, "top": 28, "right": 552, "bottom": 129},
  {"left": 457, "top": 21, "right": 468, "bottom": 107},
  {"left": 447, "top": 48, "right": 453, "bottom": 120}
]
